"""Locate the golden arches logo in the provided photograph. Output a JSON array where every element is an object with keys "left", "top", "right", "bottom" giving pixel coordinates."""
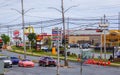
[{"left": 24, "top": 26, "right": 34, "bottom": 35}]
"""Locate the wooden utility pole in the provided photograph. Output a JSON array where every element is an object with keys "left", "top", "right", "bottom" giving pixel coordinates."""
[
  {"left": 61, "top": 0, "right": 68, "bottom": 66},
  {"left": 21, "top": 0, "right": 26, "bottom": 59}
]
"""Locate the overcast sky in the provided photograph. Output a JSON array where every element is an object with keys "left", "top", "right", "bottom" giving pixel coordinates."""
[{"left": 0, "top": 0, "right": 120, "bottom": 34}]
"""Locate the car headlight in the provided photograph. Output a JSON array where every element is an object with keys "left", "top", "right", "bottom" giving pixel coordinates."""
[{"left": 9, "top": 61, "right": 12, "bottom": 64}]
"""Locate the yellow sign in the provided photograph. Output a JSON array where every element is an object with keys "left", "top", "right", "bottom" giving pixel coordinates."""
[
  {"left": 52, "top": 47, "right": 56, "bottom": 55},
  {"left": 24, "top": 26, "right": 34, "bottom": 35}
]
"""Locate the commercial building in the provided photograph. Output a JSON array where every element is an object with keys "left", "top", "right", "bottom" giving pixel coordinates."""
[
  {"left": 68, "top": 29, "right": 120, "bottom": 46},
  {"left": 68, "top": 29, "right": 104, "bottom": 45}
]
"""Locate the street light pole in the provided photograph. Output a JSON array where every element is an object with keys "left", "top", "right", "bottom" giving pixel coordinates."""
[
  {"left": 21, "top": 0, "right": 26, "bottom": 59},
  {"left": 61, "top": 0, "right": 68, "bottom": 66},
  {"left": 57, "top": 27, "right": 60, "bottom": 75},
  {"left": 48, "top": 0, "right": 79, "bottom": 66},
  {"left": 99, "top": 15, "right": 108, "bottom": 60},
  {"left": 100, "top": 18, "right": 103, "bottom": 58},
  {"left": 103, "top": 15, "right": 106, "bottom": 60}
]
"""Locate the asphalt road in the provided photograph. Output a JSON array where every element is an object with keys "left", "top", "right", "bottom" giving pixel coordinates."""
[{"left": 1, "top": 50, "right": 120, "bottom": 75}]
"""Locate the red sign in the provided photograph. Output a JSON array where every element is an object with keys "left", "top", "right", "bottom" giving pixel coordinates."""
[
  {"left": 13, "top": 30, "right": 19, "bottom": 37},
  {"left": 0, "top": 39, "right": 2, "bottom": 42},
  {"left": 36, "top": 35, "right": 43, "bottom": 41}
]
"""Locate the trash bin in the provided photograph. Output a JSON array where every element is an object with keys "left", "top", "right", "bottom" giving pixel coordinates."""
[{"left": 0, "top": 57, "right": 4, "bottom": 75}]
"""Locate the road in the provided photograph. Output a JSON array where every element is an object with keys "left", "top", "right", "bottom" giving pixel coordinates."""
[{"left": 1, "top": 50, "right": 120, "bottom": 75}]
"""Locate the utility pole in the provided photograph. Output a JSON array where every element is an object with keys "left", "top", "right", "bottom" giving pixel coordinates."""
[
  {"left": 7, "top": 26, "right": 10, "bottom": 46},
  {"left": 41, "top": 22, "right": 43, "bottom": 34},
  {"left": 119, "top": 12, "right": 120, "bottom": 31},
  {"left": 118, "top": 12, "right": 120, "bottom": 46},
  {"left": 57, "top": 27, "right": 60, "bottom": 75},
  {"left": 10, "top": 29, "right": 12, "bottom": 45},
  {"left": 21, "top": 0, "right": 26, "bottom": 59},
  {"left": 48, "top": 0, "right": 79, "bottom": 66},
  {"left": 99, "top": 15, "right": 108, "bottom": 60},
  {"left": 61, "top": 0, "right": 68, "bottom": 66},
  {"left": 67, "top": 17, "right": 69, "bottom": 45},
  {"left": 103, "top": 15, "right": 106, "bottom": 60},
  {"left": 100, "top": 18, "right": 103, "bottom": 58}
]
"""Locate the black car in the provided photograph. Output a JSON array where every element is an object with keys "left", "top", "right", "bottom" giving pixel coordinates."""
[{"left": 38, "top": 56, "right": 56, "bottom": 67}]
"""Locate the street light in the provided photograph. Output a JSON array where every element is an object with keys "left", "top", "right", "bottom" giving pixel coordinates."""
[
  {"left": 48, "top": 0, "right": 79, "bottom": 66},
  {"left": 57, "top": 27, "right": 60, "bottom": 75},
  {"left": 12, "top": 0, "right": 34, "bottom": 59},
  {"left": 21, "top": 0, "right": 26, "bottom": 59},
  {"left": 99, "top": 15, "right": 109, "bottom": 60}
]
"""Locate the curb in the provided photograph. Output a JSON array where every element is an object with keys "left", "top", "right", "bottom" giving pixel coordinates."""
[{"left": 110, "top": 63, "right": 120, "bottom": 67}]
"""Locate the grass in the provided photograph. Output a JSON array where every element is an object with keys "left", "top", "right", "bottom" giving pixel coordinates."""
[
  {"left": 0, "top": 54, "right": 3, "bottom": 56},
  {"left": 92, "top": 50, "right": 112, "bottom": 54},
  {"left": 11, "top": 46, "right": 78, "bottom": 61}
]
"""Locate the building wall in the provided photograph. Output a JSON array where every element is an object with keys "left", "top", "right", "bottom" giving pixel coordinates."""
[
  {"left": 105, "top": 30, "right": 120, "bottom": 46},
  {"left": 69, "top": 35, "right": 101, "bottom": 44},
  {"left": 68, "top": 30, "right": 120, "bottom": 46}
]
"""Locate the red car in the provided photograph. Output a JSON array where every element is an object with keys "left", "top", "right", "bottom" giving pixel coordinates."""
[
  {"left": 38, "top": 56, "right": 56, "bottom": 67},
  {"left": 18, "top": 59, "right": 34, "bottom": 67}
]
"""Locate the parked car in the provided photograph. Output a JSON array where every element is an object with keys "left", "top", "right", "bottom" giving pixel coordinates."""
[
  {"left": 0, "top": 56, "right": 12, "bottom": 68},
  {"left": 116, "top": 50, "right": 120, "bottom": 58},
  {"left": 18, "top": 59, "right": 34, "bottom": 67},
  {"left": 38, "top": 56, "right": 56, "bottom": 67},
  {"left": 10, "top": 57, "right": 19, "bottom": 65},
  {"left": 69, "top": 44, "right": 79, "bottom": 48}
]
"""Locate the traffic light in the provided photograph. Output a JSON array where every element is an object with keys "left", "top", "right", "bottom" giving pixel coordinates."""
[
  {"left": 66, "top": 37, "right": 68, "bottom": 44},
  {"left": 62, "top": 38, "right": 65, "bottom": 44},
  {"left": 62, "top": 37, "right": 68, "bottom": 44}
]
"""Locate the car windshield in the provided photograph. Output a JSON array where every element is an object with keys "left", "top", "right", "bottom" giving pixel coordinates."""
[
  {"left": 0, "top": 56, "right": 9, "bottom": 60},
  {"left": 22, "top": 59, "right": 30, "bottom": 61},
  {"left": 45, "top": 57, "right": 53, "bottom": 60},
  {"left": 11, "top": 57, "right": 18, "bottom": 59},
  {"left": 1, "top": 57, "right": 9, "bottom": 60}
]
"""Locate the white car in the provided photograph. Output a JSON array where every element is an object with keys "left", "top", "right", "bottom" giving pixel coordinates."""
[
  {"left": 116, "top": 50, "right": 120, "bottom": 58},
  {"left": 0, "top": 56, "right": 12, "bottom": 68}
]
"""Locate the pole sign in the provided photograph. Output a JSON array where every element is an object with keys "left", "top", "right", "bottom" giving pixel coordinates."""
[
  {"left": 13, "top": 30, "right": 19, "bottom": 37},
  {"left": 52, "top": 27, "right": 61, "bottom": 41}
]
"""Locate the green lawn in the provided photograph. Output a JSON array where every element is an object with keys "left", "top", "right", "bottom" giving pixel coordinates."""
[{"left": 11, "top": 46, "right": 78, "bottom": 61}]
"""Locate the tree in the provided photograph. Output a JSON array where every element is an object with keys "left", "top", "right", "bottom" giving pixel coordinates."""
[
  {"left": 47, "top": 37, "right": 52, "bottom": 49},
  {"left": 1, "top": 34, "right": 10, "bottom": 49},
  {"left": 27, "top": 33, "right": 36, "bottom": 50},
  {"left": 43, "top": 37, "right": 51, "bottom": 49}
]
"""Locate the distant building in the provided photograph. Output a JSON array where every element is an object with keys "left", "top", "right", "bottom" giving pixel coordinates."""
[
  {"left": 68, "top": 29, "right": 120, "bottom": 47},
  {"left": 68, "top": 29, "right": 109, "bottom": 45}
]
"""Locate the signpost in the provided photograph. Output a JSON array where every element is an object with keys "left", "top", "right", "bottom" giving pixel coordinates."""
[
  {"left": 0, "top": 57, "right": 4, "bottom": 75},
  {"left": 79, "top": 48, "right": 92, "bottom": 75}
]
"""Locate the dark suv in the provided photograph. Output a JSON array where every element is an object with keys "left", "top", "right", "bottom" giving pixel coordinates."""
[{"left": 38, "top": 56, "right": 56, "bottom": 67}]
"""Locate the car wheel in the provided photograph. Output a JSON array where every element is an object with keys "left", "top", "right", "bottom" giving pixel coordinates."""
[
  {"left": 54, "top": 65, "right": 56, "bottom": 67},
  {"left": 18, "top": 64, "right": 21, "bottom": 67},
  {"left": 39, "top": 63, "right": 41, "bottom": 66},
  {"left": 42, "top": 63, "right": 46, "bottom": 67},
  {"left": 10, "top": 65, "right": 12, "bottom": 68}
]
